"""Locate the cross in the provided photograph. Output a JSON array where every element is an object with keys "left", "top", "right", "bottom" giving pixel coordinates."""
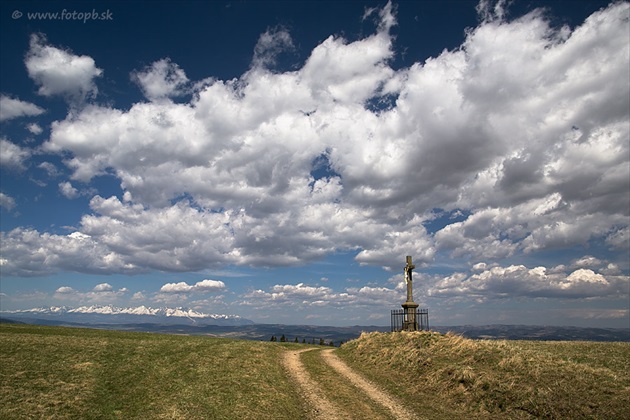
[{"left": 404, "top": 255, "right": 415, "bottom": 302}]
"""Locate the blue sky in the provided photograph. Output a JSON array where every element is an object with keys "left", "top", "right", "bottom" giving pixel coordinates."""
[{"left": 1, "top": 0, "right": 628, "bottom": 328}]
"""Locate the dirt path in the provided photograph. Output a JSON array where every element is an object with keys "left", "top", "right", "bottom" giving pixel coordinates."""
[
  {"left": 283, "top": 348, "right": 343, "bottom": 419},
  {"left": 320, "top": 349, "right": 418, "bottom": 419},
  {"left": 284, "top": 348, "right": 418, "bottom": 419}
]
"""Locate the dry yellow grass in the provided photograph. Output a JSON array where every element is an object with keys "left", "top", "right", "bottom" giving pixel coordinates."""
[{"left": 337, "top": 331, "right": 630, "bottom": 419}]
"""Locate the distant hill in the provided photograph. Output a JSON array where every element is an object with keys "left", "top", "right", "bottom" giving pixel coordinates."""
[
  {"left": 431, "top": 324, "right": 630, "bottom": 342},
  {"left": 2, "top": 307, "right": 628, "bottom": 343}
]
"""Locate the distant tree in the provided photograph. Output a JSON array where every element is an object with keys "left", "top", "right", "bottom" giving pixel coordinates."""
[
  {"left": 294, "top": 337, "right": 299, "bottom": 343},
  {"left": 329, "top": 341, "right": 335, "bottom": 347},
  {"left": 319, "top": 338, "right": 325, "bottom": 346},
  {"left": 280, "top": 334, "right": 286, "bottom": 342},
  {"left": 270, "top": 335, "right": 276, "bottom": 342},
  {"left": 302, "top": 338, "right": 306, "bottom": 344}
]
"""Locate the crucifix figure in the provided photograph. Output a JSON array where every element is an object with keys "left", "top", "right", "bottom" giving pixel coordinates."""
[{"left": 404, "top": 255, "right": 415, "bottom": 302}]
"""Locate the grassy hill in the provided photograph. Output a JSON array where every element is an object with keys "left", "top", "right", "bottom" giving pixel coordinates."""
[
  {"left": 2, "top": 323, "right": 628, "bottom": 419},
  {"left": 337, "top": 331, "right": 630, "bottom": 419}
]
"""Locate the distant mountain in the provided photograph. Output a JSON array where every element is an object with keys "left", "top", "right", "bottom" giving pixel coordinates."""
[{"left": 0, "top": 305, "right": 254, "bottom": 326}]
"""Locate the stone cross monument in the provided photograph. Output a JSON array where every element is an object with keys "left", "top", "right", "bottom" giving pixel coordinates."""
[{"left": 401, "top": 255, "right": 419, "bottom": 331}]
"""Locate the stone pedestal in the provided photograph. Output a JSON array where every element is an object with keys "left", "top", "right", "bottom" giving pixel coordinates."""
[{"left": 402, "top": 300, "right": 419, "bottom": 331}]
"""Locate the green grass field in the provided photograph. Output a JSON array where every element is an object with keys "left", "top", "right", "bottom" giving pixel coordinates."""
[
  {"left": 2, "top": 323, "right": 629, "bottom": 419},
  {"left": 0, "top": 323, "right": 306, "bottom": 419}
]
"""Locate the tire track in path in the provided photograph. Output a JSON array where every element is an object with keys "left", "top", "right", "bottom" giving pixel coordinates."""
[
  {"left": 283, "top": 348, "right": 343, "bottom": 419},
  {"left": 320, "top": 349, "right": 419, "bottom": 419}
]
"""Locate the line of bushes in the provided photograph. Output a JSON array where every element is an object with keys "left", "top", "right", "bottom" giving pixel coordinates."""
[{"left": 269, "top": 334, "right": 342, "bottom": 346}]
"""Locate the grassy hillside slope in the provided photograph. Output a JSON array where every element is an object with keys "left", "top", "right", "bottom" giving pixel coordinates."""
[
  {"left": 3, "top": 324, "right": 629, "bottom": 419},
  {"left": 337, "top": 331, "right": 630, "bottom": 419},
  {"left": 1, "top": 323, "right": 306, "bottom": 419}
]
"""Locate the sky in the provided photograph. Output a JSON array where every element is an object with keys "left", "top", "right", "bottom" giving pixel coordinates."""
[{"left": 0, "top": 0, "right": 628, "bottom": 328}]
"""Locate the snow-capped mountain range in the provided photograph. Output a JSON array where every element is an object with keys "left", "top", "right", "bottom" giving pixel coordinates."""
[{"left": 1, "top": 305, "right": 254, "bottom": 326}]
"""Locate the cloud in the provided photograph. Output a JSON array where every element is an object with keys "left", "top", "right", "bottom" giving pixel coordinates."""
[
  {"left": 57, "top": 180, "right": 96, "bottom": 200},
  {"left": 0, "top": 192, "right": 16, "bottom": 211},
  {"left": 160, "top": 279, "right": 226, "bottom": 293},
  {"left": 131, "top": 58, "right": 189, "bottom": 101},
  {"left": 243, "top": 282, "right": 400, "bottom": 309},
  {"left": 428, "top": 263, "right": 628, "bottom": 300},
  {"left": 476, "top": 0, "right": 510, "bottom": 23},
  {"left": 300, "top": 22, "right": 393, "bottom": 104},
  {"left": 160, "top": 282, "right": 193, "bottom": 293},
  {"left": 252, "top": 27, "right": 295, "bottom": 68},
  {"left": 52, "top": 283, "right": 128, "bottom": 303},
  {"left": 561, "top": 308, "right": 629, "bottom": 320},
  {"left": 0, "top": 228, "right": 137, "bottom": 276},
  {"left": 565, "top": 268, "right": 608, "bottom": 285},
  {"left": 435, "top": 198, "right": 627, "bottom": 260},
  {"left": 25, "top": 33, "right": 102, "bottom": 102},
  {"left": 59, "top": 181, "right": 79, "bottom": 199},
  {"left": 131, "top": 292, "right": 146, "bottom": 301},
  {"left": 251, "top": 27, "right": 295, "bottom": 69},
  {"left": 346, "top": 285, "right": 400, "bottom": 306},
  {"left": 572, "top": 256, "right": 603, "bottom": 269},
  {"left": 0, "top": 95, "right": 45, "bottom": 122},
  {"left": 3, "top": 2, "right": 629, "bottom": 279},
  {"left": 26, "top": 123, "right": 43, "bottom": 135},
  {"left": 38, "top": 162, "right": 61, "bottom": 178},
  {"left": 0, "top": 197, "right": 235, "bottom": 275},
  {"left": 606, "top": 226, "right": 629, "bottom": 250},
  {"left": 354, "top": 216, "right": 434, "bottom": 269},
  {"left": 194, "top": 279, "right": 226, "bottom": 291},
  {"left": 93, "top": 283, "right": 113, "bottom": 292},
  {"left": 0, "top": 137, "right": 30, "bottom": 171},
  {"left": 472, "top": 262, "right": 487, "bottom": 272}
]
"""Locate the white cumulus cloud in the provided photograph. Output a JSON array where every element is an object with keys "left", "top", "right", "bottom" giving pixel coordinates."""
[
  {"left": 428, "top": 263, "right": 627, "bottom": 300},
  {"left": 242, "top": 282, "right": 401, "bottom": 309},
  {"left": 0, "top": 95, "right": 45, "bottom": 122},
  {"left": 0, "top": 192, "right": 16, "bottom": 211},
  {"left": 194, "top": 279, "right": 226, "bottom": 291},
  {"left": 0, "top": 137, "right": 30, "bottom": 172},
  {"left": 252, "top": 27, "right": 295, "bottom": 69},
  {"left": 160, "top": 282, "right": 193, "bottom": 293},
  {"left": 131, "top": 58, "right": 189, "bottom": 101},
  {"left": 26, "top": 123, "right": 43, "bottom": 135},
  {"left": 59, "top": 181, "right": 79, "bottom": 199},
  {"left": 0, "top": 2, "right": 627, "bottom": 289},
  {"left": 160, "top": 279, "right": 226, "bottom": 293},
  {"left": 93, "top": 283, "right": 113, "bottom": 292},
  {"left": 25, "top": 34, "right": 102, "bottom": 102}
]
